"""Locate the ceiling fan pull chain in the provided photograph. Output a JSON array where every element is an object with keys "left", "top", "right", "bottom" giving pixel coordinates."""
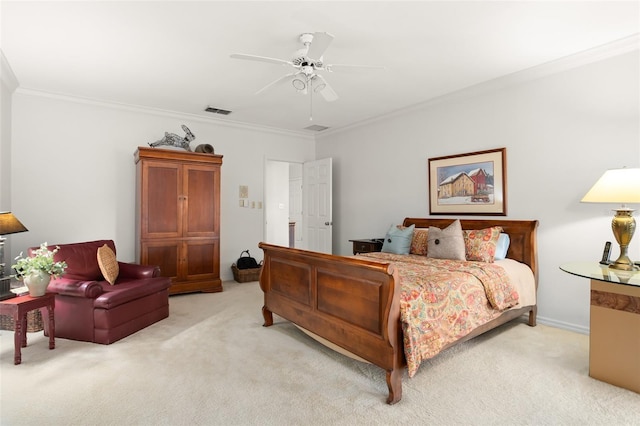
[{"left": 309, "top": 77, "right": 313, "bottom": 121}]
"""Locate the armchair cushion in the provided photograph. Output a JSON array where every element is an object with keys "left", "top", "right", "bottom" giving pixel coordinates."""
[{"left": 94, "top": 278, "right": 170, "bottom": 310}]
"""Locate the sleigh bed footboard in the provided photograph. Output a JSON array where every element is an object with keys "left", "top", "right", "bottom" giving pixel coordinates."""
[{"left": 258, "top": 242, "right": 405, "bottom": 403}]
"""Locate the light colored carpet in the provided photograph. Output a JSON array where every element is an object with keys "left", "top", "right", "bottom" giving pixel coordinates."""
[{"left": 1, "top": 281, "right": 639, "bottom": 426}]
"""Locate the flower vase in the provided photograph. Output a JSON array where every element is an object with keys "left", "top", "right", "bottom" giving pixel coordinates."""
[{"left": 24, "top": 271, "right": 51, "bottom": 297}]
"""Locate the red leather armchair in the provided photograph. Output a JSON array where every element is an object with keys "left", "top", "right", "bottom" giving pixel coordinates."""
[{"left": 31, "top": 240, "right": 171, "bottom": 344}]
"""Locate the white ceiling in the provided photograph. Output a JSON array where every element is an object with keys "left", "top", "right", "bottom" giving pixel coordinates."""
[{"left": 2, "top": 1, "right": 639, "bottom": 135}]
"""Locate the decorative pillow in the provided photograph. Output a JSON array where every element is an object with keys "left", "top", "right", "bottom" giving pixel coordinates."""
[
  {"left": 427, "top": 220, "right": 466, "bottom": 261},
  {"left": 410, "top": 228, "right": 429, "bottom": 255},
  {"left": 97, "top": 244, "right": 119, "bottom": 285},
  {"left": 381, "top": 224, "right": 415, "bottom": 255},
  {"left": 494, "top": 233, "right": 511, "bottom": 260},
  {"left": 463, "top": 226, "right": 503, "bottom": 263}
]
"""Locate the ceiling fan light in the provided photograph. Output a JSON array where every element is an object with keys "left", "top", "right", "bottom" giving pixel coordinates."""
[{"left": 292, "top": 78, "right": 306, "bottom": 91}]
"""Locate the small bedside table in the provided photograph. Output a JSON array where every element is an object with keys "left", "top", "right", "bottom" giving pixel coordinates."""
[
  {"left": 560, "top": 262, "right": 639, "bottom": 393},
  {"left": 0, "top": 292, "right": 55, "bottom": 365},
  {"left": 349, "top": 239, "right": 384, "bottom": 255}
]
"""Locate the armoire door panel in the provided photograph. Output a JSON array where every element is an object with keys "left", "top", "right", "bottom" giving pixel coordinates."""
[
  {"left": 142, "top": 242, "right": 179, "bottom": 279},
  {"left": 144, "top": 162, "right": 182, "bottom": 238},
  {"left": 184, "top": 165, "right": 219, "bottom": 237},
  {"left": 185, "top": 240, "right": 219, "bottom": 278}
]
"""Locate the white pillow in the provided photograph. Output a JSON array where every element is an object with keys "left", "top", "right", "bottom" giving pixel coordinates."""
[{"left": 495, "top": 233, "right": 511, "bottom": 260}]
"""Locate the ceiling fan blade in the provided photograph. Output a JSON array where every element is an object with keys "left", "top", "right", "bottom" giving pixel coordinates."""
[
  {"left": 255, "top": 72, "right": 297, "bottom": 95},
  {"left": 306, "top": 32, "right": 334, "bottom": 60},
  {"left": 325, "top": 63, "right": 386, "bottom": 73},
  {"left": 313, "top": 75, "right": 338, "bottom": 102},
  {"left": 230, "top": 53, "right": 293, "bottom": 67}
]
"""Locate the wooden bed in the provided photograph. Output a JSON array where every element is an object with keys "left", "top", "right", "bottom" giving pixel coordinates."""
[{"left": 258, "top": 218, "right": 538, "bottom": 404}]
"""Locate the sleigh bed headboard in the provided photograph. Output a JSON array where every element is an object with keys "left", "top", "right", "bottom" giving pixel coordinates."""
[{"left": 402, "top": 218, "right": 539, "bottom": 287}]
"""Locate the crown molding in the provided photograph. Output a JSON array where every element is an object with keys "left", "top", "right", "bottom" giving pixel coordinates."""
[
  {"left": 318, "top": 34, "right": 640, "bottom": 140},
  {"left": 13, "top": 87, "right": 315, "bottom": 141},
  {"left": 1, "top": 50, "right": 19, "bottom": 93}
]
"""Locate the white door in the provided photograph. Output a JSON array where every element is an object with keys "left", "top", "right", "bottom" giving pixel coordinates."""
[
  {"left": 289, "top": 176, "right": 303, "bottom": 247},
  {"left": 303, "top": 158, "right": 332, "bottom": 253}
]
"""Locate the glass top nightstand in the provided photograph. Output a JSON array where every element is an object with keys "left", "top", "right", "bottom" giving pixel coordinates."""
[
  {"left": 560, "top": 261, "right": 640, "bottom": 393},
  {"left": 560, "top": 262, "right": 640, "bottom": 287}
]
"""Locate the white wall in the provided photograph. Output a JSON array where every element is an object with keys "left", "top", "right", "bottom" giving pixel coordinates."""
[
  {"left": 1, "top": 51, "right": 18, "bottom": 211},
  {"left": 10, "top": 92, "right": 315, "bottom": 281},
  {"left": 317, "top": 50, "right": 640, "bottom": 333},
  {"left": 1, "top": 51, "right": 19, "bottom": 261}
]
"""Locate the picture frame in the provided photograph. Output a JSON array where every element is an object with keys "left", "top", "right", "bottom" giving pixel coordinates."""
[{"left": 428, "top": 148, "right": 507, "bottom": 215}]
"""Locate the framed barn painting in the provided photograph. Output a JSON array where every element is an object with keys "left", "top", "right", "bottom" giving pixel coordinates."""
[{"left": 428, "top": 148, "right": 507, "bottom": 215}]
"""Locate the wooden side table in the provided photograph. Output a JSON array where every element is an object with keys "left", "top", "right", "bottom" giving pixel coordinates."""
[
  {"left": 0, "top": 292, "right": 55, "bottom": 365},
  {"left": 349, "top": 239, "right": 384, "bottom": 255},
  {"left": 560, "top": 262, "right": 640, "bottom": 393}
]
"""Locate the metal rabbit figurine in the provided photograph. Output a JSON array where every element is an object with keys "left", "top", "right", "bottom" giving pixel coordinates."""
[{"left": 149, "top": 124, "right": 195, "bottom": 151}]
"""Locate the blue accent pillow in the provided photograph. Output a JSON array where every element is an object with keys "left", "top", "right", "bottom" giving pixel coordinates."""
[
  {"left": 381, "top": 224, "right": 415, "bottom": 255},
  {"left": 495, "top": 233, "right": 511, "bottom": 260}
]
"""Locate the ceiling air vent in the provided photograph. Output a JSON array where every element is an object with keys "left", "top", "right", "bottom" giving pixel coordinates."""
[
  {"left": 205, "top": 106, "right": 232, "bottom": 115},
  {"left": 305, "top": 125, "right": 329, "bottom": 132}
]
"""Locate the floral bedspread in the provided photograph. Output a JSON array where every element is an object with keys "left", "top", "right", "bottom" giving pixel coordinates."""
[{"left": 359, "top": 252, "right": 520, "bottom": 377}]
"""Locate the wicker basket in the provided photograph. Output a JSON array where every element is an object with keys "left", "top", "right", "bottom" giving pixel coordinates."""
[
  {"left": 231, "top": 264, "right": 262, "bottom": 283},
  {"left": 0, "top": 309, "right": 44, "bottom": 332}
]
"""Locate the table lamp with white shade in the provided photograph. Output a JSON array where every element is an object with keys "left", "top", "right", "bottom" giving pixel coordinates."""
[{"left": 581, "top": 167, "right": 640, "bottom": 271}]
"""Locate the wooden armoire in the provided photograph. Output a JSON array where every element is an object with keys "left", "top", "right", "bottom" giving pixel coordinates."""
[{"left": 134, "top": 147, "right": 223, "bottom": 294}]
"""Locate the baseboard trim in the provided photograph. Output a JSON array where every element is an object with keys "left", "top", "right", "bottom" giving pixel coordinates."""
[{"left": 537, "top": 316, "right": 589, "bottom": 335}]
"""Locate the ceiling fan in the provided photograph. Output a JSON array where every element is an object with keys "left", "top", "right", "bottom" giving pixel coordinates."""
[{"left": 230, "top": 32, "right": 384, "bottom": 103}]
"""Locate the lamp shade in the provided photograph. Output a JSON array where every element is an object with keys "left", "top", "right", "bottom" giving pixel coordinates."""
[
  {"left": 0, "top": 212, "right": 28, "bottom": 235},
  {"left": 581, "top": 168, "right": 640, "bottom": 204}
]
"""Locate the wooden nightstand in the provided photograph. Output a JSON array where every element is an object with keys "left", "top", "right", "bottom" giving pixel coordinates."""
[{"left": 349, "top": 239, "right": 384, "bottom": 255}]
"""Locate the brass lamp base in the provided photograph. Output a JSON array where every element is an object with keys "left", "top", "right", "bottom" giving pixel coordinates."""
[
  {"left": 610, "top": 260, "right": 639, "bottom": 271},
  {"left": 609, "top": 208, "right": 638, "bottom": 271}
]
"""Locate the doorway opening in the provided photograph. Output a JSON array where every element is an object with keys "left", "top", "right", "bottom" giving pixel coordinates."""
[
  {"left": 264, "top": 158, "right": 332, "bottom": 253},
  {"left": 264, "top": 160, "right": 303, "bottom": 249}
]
